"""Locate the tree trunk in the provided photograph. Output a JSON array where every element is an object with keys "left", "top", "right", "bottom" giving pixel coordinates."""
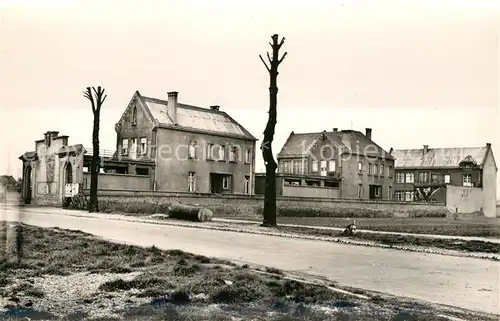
[
  {"left": 84, "top": 86, "right": 106, "bottom": 213},
  {"left": 168, "top": 203, "right": 214, "bottom": 222},
  {"left": 259, "top": 34, "right": 287, "bottom": 227},
  {"left": 89, "top": 112, "right": 100, "bottom": 213}
]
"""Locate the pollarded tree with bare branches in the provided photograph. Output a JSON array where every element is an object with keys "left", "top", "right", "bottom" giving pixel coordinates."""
[
  {"left": 259, "top": 34, "right": 287, "bottom": 227},
  {"left": 83, "top": 86, "right": 107, "bottom": 213}
]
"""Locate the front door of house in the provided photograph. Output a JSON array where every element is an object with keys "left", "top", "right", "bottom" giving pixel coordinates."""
[
  {"left": 210, "top": 173, "right": 224, "bottom": 194},
  {"left": 369, "top": 185, "right": 382, "bottom": 200}
]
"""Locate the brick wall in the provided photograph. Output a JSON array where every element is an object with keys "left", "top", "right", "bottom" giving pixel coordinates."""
[
  {"left": 83, "top": 172, "right": 150, "bottom": 191},
  {"left": 86, "top": 189, "right": 449, "bottom": 218}
]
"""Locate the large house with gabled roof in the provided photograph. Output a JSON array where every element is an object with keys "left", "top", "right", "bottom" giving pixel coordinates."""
[
  {"left": 255, "top": 128, "right": 395, "bottom": 200},
  {"left": 391, "top": 143, "right": 497, "bottom": 217},
  {"left": 114, "top": 90, "right": 257, "bottom": 194}
]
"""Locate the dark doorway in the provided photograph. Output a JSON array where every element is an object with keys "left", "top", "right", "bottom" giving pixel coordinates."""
[
  {"left": 24, "top": 166, "right": 32, "bottom": 204},
  {"left": 369, "top": 185, "right": 382, "bottom": 200},
  {"left": 136, "top": 167, "right": 149, "bottom": 176},
  {"left": 63, "top": 162, "right": 73, "bottom": 207},
  {"left": 210, "top": 173, "right": 230, "bottom": 194},
  {"left": 66, "top": 162, "right": 73, "bottom": 184}
]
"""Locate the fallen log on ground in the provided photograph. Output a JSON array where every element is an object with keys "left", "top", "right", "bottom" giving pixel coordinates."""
[{"left": 168, "top": 203, "right": 214, "bottom": 222}]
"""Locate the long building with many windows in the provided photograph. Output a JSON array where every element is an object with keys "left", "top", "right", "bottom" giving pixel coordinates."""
[
  {"left": 391, "top": 143, "right": 497, "bottom": 217},
  {"left": 255, "top": 128, "right": 395, "bottom": 199}
]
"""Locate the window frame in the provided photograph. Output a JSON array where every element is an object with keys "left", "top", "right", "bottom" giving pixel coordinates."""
[
  {"left": 244, "top": 176, "right": 250, "bottom": 194},
  {"left": 229, "top": 146, "right": 238, "bottom": 162},
  {"left": 245, "top": 149, "right": 251, "bottom": 163},
  {"left": 218, "top": 145, "right": 226, "bottom": 161},
  {"left": 222, "top": 176, "right": 230, "bottom": 190},
  {"left": 462, "top": 174, "right": 472, "bottom": 187},
  {"left": 206, "top": 143, "right": 214, "bottom": 160},
  {"left": 188, "top": 172, "right": 196, "bottom": 192},
  {"left": 405, "top": 190, "right": 414, "bottom": 201},
  {"left": 131, "top": 106, "right": 137, "bottom": 125},
  {"left": 188, "top": 141, "right": 198, "bottom": 159},
  {"left": 121, "top": 138, "right": 129, "bottom": 155},
  {"left": 328, "top": 160, "right": 336, "bottom": 172},
  {"left": 139, "top": 137, "right": 148, "bottom": 155},
  {"left": 312, "top": 160, "right": 318, "bottom": 172}
]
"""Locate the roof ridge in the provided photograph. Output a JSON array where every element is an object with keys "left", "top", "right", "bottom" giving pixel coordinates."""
[
  {"left": 393, "top": 146, "right": 487, "bottom": 151},
  {"left": 142, "top": 95, "right": 169, "bottom": 105},
  {"left": 142, "top": 95, "right": 220, "bottom": 114}
]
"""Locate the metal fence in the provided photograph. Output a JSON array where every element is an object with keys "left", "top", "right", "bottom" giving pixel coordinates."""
[{"left": 84, "top": 148, "right": 117, "bottom": 158}]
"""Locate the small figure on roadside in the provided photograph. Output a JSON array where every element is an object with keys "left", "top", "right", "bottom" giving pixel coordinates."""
[{"left": 342, "top": 220, "right": 357, "bottom": 236}]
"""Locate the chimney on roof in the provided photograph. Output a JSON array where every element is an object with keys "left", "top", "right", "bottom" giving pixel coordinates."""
[
  {"left": 44, "top": 131, "right": 58, "bottom": 147},
  {"left": 333, "top": 128, "right": 338, "bottom": 132},
  {"left": 423, "top": 145, "right": 429, "bottom": 153},
  {"left": 167, "top": 91, "right": 178, "bottom": 124},
  {"left": 210, "top": 105, "right": 220, "bottom": 111},
  {"left": 365, "top": 128, "right": 372, "bottom": 140},
  {"left": 486, "top": 143, "right": 491, "bottom": 148},
  {"left": 389, "top": 147, "right": 393, "bottom": 154},
  {"left": 47, "top": 131, "right": 59, "bottom": 139}
]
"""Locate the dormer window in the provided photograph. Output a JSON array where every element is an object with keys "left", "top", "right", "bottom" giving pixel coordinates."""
[
  {"left": 132, "top": 106, "right": 137, "bottom": 125},
  {"left": 459, "top": 155, "right": 477, "bottom": 168}
]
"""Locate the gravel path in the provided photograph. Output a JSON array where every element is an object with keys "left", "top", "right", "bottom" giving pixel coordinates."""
[{"left": 1, "top": 271, "right": 150, "bottom": 319}]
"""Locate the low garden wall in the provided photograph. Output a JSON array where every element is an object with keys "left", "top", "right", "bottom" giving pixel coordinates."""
[{"left": 82, "top": 189, "right": 449, "bottom": 218}]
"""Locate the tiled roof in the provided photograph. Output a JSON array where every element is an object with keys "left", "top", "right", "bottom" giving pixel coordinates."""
[
  {"left": 139, "top": 93, "right": 256, "bottom": 140},
  {"left": 391, "top": 147, "right": 488, "bottom": 169},
  {"left": 277, "top": 130, "right": 393, "bottom": 159}
]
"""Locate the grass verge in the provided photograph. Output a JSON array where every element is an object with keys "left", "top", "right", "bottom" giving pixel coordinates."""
[
  {"left": 274, "top": 226, "right": 500, "bottom": 254},
  {"left": 223, "top": 216, "right": 500, "bottom": 238},
  {"left": 0, "top": 221, "right": 497, "bottom": 321}
]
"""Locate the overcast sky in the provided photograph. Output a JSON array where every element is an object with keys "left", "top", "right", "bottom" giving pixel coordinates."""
[{"left": 1, "top": 1, "right": 498, "bottom": 197}]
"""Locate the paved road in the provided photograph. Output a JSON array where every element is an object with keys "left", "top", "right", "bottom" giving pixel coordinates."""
[{"left": 1, "top": 205, "right": 499, "bottom": 315}]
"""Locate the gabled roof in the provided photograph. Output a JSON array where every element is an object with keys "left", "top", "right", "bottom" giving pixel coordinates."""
[
  {"left": 0, "top": 175, "right": 16, "bottom": 185},
  {"left": 277, "top": 130, "right": 394, "bottom": 160},
  {"left": 391, "top": 147, "right": 490, "bottom": 169},
  {"left": 129, "top": 91, "right": 256, "bottom": 141},
  {"left": 19, "top": 151, "right": 38, "bottom": 161}
]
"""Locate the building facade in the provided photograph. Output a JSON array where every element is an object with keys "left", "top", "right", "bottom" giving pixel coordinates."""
[
  {"left": 255, "top": 128, "right": 395, "bottom": 200},
  {"left": 19, "top": 131, "right": 86, "bottom": 205},
  {"left": 114, "top": 90, "right": 257, "bottom": 194},
  {"left": 392, "top": 144, "right": 497, "bottom": 217}
]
